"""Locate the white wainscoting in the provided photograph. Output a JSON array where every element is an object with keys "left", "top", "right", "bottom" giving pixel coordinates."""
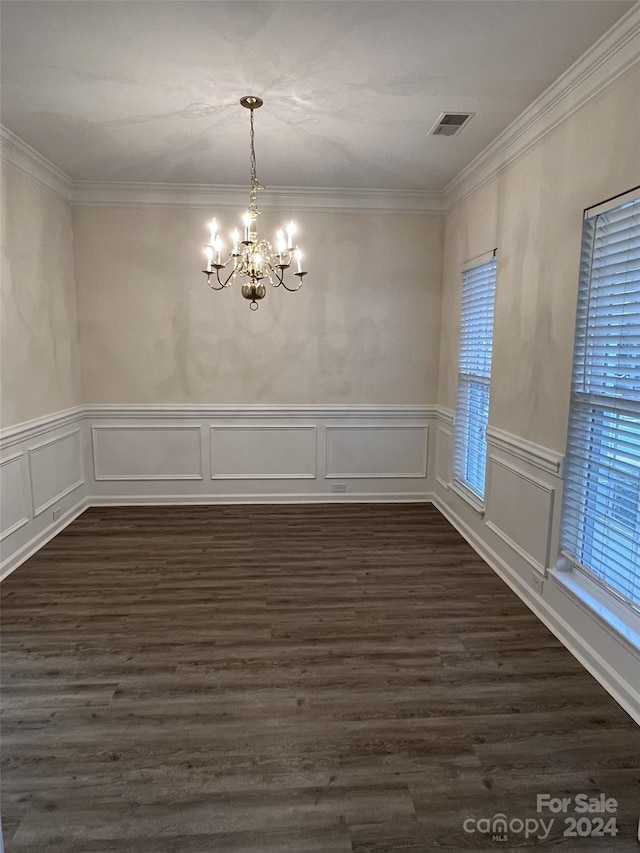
[
  {"left": 433, "top": 406, "right": 640, "bottom": 723},
  {"left": 83, "top": 404, "right": 436, "bottom": 503},
  {"left": 435, "top": 424, "right": 453, "bottom": 491},
  {"left": 29, "top": 428, "right": 84, "bottom": 515},
  {"left": 0, "top": 408, "right": 87, "bottom": 580},
  {"left": 485, "top": 455, "right": 556, "bottom": 575},
  {"left": 0, "top": 452, "right": 30, "bottom": 541}
]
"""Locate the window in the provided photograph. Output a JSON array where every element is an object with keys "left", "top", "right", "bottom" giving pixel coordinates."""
[
  {"left": 561, "top": 189, "right": 640, "bottom": 611},
  {"left": 454, "top": 252, "right": 497, "bottom": 501}
]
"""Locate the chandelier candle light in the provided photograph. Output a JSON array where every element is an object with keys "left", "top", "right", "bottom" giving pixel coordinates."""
[{"left": 202, "top": 96, "right": 308, "bottom": 310}]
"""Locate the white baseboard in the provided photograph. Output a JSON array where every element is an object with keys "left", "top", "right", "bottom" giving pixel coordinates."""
[
  {"left": 432, "top": 493, "right": 640, "bottom": 725},
  {"left": 0, "top": 497, "right": 89, "bottom": 581},
  {"left": 88, "top": 492, "right": 435, "bottom": 507}
]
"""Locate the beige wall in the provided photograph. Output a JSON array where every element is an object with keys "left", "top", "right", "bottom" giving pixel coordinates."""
[
  {"left": 0, "top": 163, "right": 82, "bottom": 428},
  {"left": 72, "top": 207, "right": 443, "bottom": 404},
  {"left": 4, "top": 63, "right": 637, "bottom": 426},
  {"left": 438, "top": 62, "right": 640, "bottom": 454}
]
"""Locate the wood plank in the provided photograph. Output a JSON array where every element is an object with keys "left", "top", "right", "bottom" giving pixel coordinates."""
[{"left": 1, "top": 503, "right": 638, "bottom": 851}]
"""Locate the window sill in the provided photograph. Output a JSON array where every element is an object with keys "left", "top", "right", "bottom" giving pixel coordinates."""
[
  {"left": 549, "top": 568, "right": 640, "bottom": 653},
  {"left": 449, "top": 480, "right": 485, "bottom": 516}
]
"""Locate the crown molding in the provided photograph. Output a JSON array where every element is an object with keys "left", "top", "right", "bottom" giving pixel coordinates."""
[
  {"left": 443, "top": 3, "right": 640, "bottom": 211},
  {"left": 0, "top": 126, "right": 441, "bottom": 213},
  {"left": 0, "top": 126, "right": 72, "bottom": 201},
  {"left": 70, "top": 182, "right": 443, "bottom": 214}
]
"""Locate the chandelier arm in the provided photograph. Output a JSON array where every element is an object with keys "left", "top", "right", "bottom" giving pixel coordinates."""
[
  {"left": 216, "top": 265, "right": 237, "bottom": 287},
  {"left": 204, "top": 264, "right": 236, "bottom": 289},
  {"left": 272, "top": 266, "right": 286, "bottom": 288},
  {"left": 278, "top": 271, "right": 307, "bottom": 292}
]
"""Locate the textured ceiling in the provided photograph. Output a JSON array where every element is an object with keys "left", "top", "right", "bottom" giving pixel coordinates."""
[{"left": 0, "top": 1, "right": 634, "bottom": 191}]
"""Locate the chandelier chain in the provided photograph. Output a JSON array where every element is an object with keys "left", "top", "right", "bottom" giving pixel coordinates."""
[{"left": 249, "top": 109, "right": 263, "bottom": 208}]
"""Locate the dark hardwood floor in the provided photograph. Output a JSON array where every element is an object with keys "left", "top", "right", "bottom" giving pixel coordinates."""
[{"left": 1, "top": 503, "right": 638, "bottom": 851}]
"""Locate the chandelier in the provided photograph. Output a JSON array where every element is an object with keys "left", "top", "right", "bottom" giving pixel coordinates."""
[{"left": 202, "top": 96, "right": 308, "bottom": 310}]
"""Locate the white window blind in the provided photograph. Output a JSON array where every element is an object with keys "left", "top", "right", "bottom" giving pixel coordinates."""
[
  {"left": 561, "top": 192, "right": 640, "bottom": 611},
  {"left": 454, "top": 254, "right": 497, "bottom": 499}
]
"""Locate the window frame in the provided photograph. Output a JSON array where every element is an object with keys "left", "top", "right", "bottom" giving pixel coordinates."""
[
  {"left": 559, "top": 187, "right": 640, "bottom": 618},
  {"left": 453, "top": 250, "right": 497, "bottom": 508}
]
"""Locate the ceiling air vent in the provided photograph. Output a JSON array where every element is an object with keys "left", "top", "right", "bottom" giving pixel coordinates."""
[{"left": 430, "top": 112, "right": 474, "bottom": 137}]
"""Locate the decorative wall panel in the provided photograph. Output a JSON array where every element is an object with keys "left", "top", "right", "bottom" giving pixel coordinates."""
[
  {"left": 92, "top": 425, "right": 203, "bottom": 481},
  {"left": 325, "top": 425, "right": 428, "bottom": 478},
  {"left": 29, "top": 429, "right": 84, "bottom": 515},
  {"left": 211, "top": 426, "right": 316, "bottom": 479}
]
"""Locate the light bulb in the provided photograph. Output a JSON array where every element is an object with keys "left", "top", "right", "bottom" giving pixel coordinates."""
[
  {"left": 213, "top": 235, "right": 223, "bottom": 265},
  {"left": 243, "top": 212, "right": 252, "bottom": 242}
]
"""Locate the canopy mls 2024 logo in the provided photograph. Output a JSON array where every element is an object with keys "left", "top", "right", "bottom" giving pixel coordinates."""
[{"left": 463, "top": 793, "right": 620, "bottom": 843}]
